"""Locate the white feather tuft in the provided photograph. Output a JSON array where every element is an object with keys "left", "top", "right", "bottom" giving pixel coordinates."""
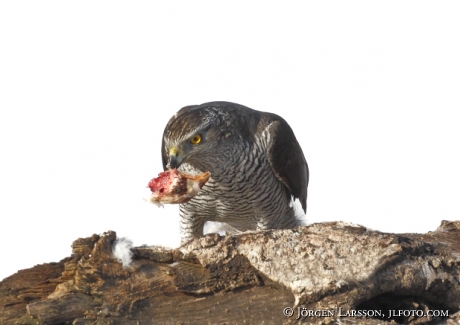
[
  {"left": 113, "top": 237, "right": 133, "bottom": 267},
  {"left": 204, "top": 221, "right": 242, "bottom": 236}
]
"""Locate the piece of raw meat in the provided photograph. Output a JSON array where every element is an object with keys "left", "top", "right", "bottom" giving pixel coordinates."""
[{"left": 147, "top": 169, "right": 210, "bottom": 205}]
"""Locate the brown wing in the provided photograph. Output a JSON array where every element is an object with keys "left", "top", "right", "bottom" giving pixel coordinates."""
[{"left": 265, "top": 115, "right": 309, "bottom": 213}]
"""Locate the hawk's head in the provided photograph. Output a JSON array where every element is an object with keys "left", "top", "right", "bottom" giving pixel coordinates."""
[{"left": 162, "top": 102, "right": 255, "bottom": 172}]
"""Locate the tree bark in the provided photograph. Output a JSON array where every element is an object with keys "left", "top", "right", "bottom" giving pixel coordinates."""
[{"left": 1, "top": 221, "right": 460, "bottom": 325}]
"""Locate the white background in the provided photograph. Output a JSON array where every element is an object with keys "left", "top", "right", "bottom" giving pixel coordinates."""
[{"left": 1, "top": 1, "right": 459, "bottom": 281}]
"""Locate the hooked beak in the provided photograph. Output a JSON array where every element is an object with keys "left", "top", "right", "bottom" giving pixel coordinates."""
[{"left": 168, "top": 146, "right": 183, "bottom": 169}]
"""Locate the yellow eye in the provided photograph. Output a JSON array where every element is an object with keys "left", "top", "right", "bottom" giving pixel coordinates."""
[{"left": 190, "top": 134, "right": 202, "bottom": 144}]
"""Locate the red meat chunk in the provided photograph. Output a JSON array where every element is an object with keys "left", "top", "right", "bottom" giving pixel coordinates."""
[
  {"left": 147, "top": 169, "right": 210, "bottom": 205},
  {"left": 148, "top": 169, "right": 181, "bottom": 194}
]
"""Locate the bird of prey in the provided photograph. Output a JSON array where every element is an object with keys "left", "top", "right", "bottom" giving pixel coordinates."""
[{"left": 162, "top": 101, "right": 309, "bottom": 242}]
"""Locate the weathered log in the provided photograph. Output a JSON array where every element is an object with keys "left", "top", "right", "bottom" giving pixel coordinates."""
[{"left": 1, "top": 221, "right": 460, "bottom": 325}]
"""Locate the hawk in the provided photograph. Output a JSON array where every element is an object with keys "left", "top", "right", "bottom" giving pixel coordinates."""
[{"left": 162, "top": 101, "right": 309, "bottom": 242}]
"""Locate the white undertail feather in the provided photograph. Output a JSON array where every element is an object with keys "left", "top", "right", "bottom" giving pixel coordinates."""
[
  {"left": 293, "top": 198, "right": 308, "bottom": 226},
  {"left": 113, "top": 237, "right": 133, "bottom": 267}
]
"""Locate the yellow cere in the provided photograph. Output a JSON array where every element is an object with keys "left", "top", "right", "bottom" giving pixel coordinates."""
[{"left": 169, "top": 146, "right": 179, "bottom": 156}]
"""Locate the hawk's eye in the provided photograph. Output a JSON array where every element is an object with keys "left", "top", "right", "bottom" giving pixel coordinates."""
[{"left": 190, "top": 134, "right": 202, "bottom": 144}]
